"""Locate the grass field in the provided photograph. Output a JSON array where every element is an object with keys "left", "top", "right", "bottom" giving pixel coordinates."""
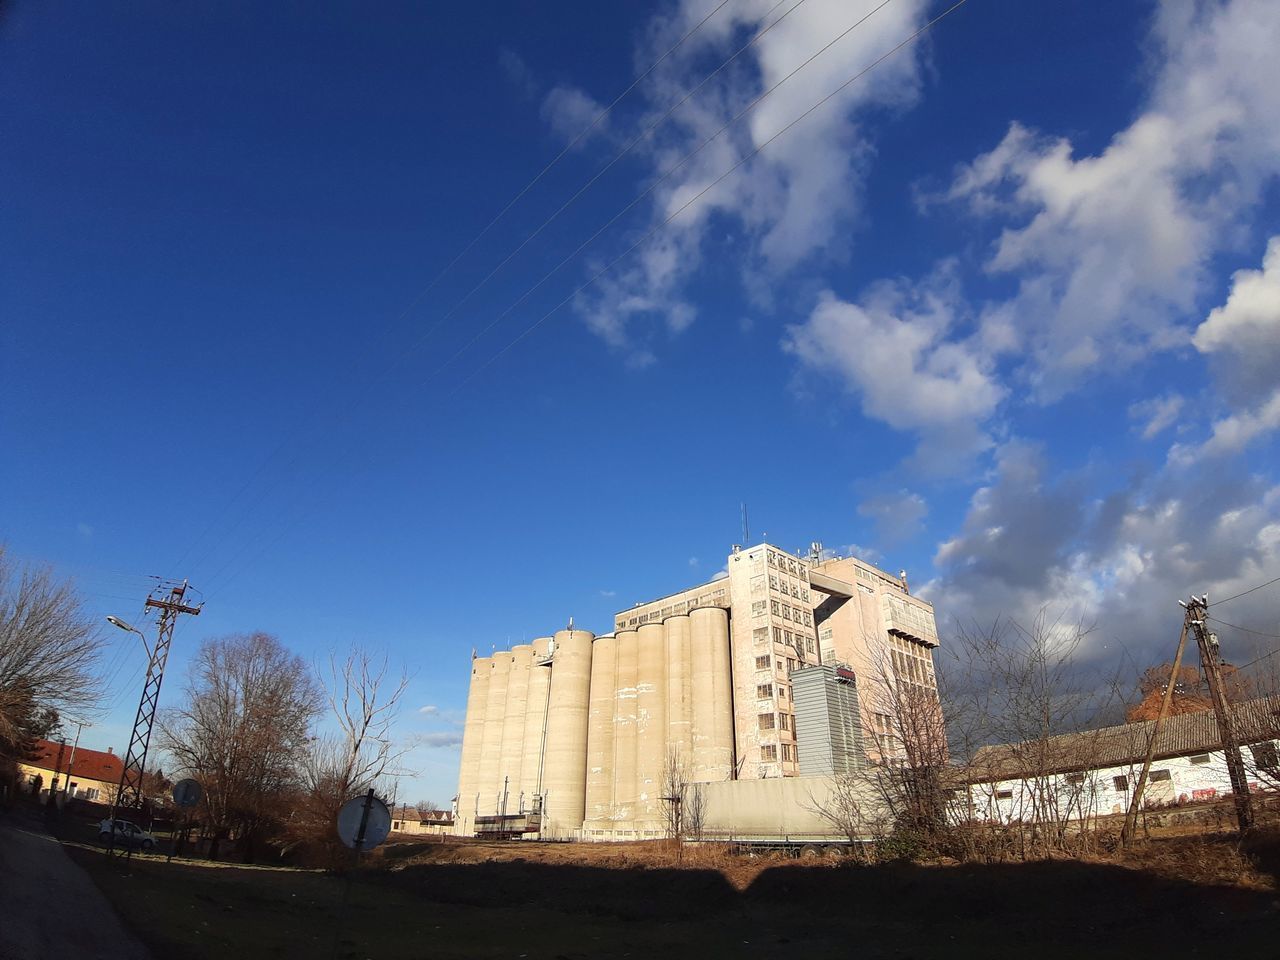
[{"left": 61, "top": 826, "right": 1280, "bottom": 960}]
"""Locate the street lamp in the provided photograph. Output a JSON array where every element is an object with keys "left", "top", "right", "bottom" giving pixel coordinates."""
[{"left": 107, "top": 615, "right": 150, "bottom": 656}]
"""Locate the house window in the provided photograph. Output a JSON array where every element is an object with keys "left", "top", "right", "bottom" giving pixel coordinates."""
[
  {"left": 787, "top": 658, "right": 797, "bottom": 673},
  {"left": 758, "top": 713, "right": 776, "bottom": 730},
  {"left": 781, "top": 743, "right": 795, "bottom": 762},
  {"left": 770, "top": 600, "right": 780, "bottom": 616},
  {"left": 1250, "top": 742, "right": 1278, "bottom": 770},
  {"left": 753, "top": 600, "right": 767, "bottom": 617},
  {"left": 1150, "top": 769, "right": 1172, "bottom": 782},
  {"left": 781, "top": 605, "right": 792, "bottom": 621},
  {"left": 1189, "top": 753, "right": 1211, "bottom": 765},
  {"left": 806, "top": 637, "right": 815, "bottom": 654},
  {"left": 755, "top": 655, "right": 771, "bottom": 670},
  {"left": 779, "top": 712, "right": 791, "bottom": 731},
  {"left": 1113, "top": 775, "right": 1128, "bottom": 792},
  {"left": 773, "top": 626, "right": 783, "bottom": 642},
  {"left": 769, "top": 575, "right": 778, "bottom": 590},
  {"left": 779, "top": 685, "right": 787, "bottom": 701},
  {"left": 995, "top": 789, "right": 1013, "bottom": 801},
  {"left": 753, "top": 627, "right": 769, "bottom": 645},
  {"left": 757, "top": 683, "right": 773, "bottom": 699},
  {"left": 761, "top": 745, "right": 778, "bottom": 762},
  {"left": 1064, "top": 773, "right": 1084, "bottom": 786}
]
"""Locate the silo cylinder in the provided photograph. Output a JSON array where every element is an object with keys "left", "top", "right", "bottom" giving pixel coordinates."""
[
  {"left": 691, "top": 607, "right": 734, "bottom": 782},
  {"left": 541, "top": 628, "right": 595, "bottom": 836},
  {"left": 584, "top": 633, "right": 617, "bottom": 828},
  {"left": 635, "top": 622, "right": 668, "bottom": 832},
  {"left": 455, "top": 656, "right": 490, "bottom": 835},
  {"left": 520, "top": 638, "right": 553, "bottom": 813},
  {"left": 612, "top": 629, "right": 639, "bottom": 832},
  {"left": 498, "top": 644, "right": 533, "bottom": 813},
  {"left": 476, "top": 651, "right": 511, "bottom": 816},
  {"left": 664, "top": 615, "right": 693, "bottom": 778}
]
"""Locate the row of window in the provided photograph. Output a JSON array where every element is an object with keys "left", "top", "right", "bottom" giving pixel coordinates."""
[
  {"left": 757, "top": 711, "right": 793, "bottom": 732},
  {"left": 766, "top": 551, "right": 808, "bottom": 580},
  {"left": 768, "top": 599, "right": 813, "bottom": 626},
  {"left": 759, "top": 743, "right": 798, "bottom": 763},
  {"left": 768, "top": 573, "right": 809, "bottom": 603}
]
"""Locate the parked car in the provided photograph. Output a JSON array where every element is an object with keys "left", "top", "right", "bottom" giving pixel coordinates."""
[{"left": 97, "top": 818, "right": 156, "bottom": 850}]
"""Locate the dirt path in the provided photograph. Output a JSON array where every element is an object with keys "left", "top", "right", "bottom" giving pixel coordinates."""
[{"left": 0, "top": 811, "right": 150, "bottom": 960}]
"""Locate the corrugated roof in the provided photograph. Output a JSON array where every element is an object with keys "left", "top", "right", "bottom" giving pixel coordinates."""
[{"left": 968, "top": 695, "right": 1280, "bottom": 782}]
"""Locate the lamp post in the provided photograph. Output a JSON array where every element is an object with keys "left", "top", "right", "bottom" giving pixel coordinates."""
[{"left": 104, "top": 615, "right": 148, "bottom": 819}]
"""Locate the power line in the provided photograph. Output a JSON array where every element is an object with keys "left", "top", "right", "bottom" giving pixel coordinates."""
[
  {"left": 165, "top": 0, "right": 736, "bottom": 581},
  {"left": 425, "top": 0, "right": 905, "bottom": 386},
  {"left": 188, "top": 0, "right": 965, "bottom": 599},
  {"left": 453, "top": 0, "right": 968, "bottom": 390},
  {"left": 169, "top": 0, "right": 887, "bottom": 593},
  {"left": 1212, "top": 573, "right": 1280, "bottom": 608},
  {"left": 1207, "top": 616, "right": 1280, "bottom": 641}
]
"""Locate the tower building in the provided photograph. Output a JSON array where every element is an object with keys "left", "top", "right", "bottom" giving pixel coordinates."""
[{"left": 454, "top": 542, "right": 941, "bottom": 839}]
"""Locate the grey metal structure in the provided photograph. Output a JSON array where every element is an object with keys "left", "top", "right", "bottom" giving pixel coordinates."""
[{"left": 792, "top": 663, "right": 865, "bottom": 777}]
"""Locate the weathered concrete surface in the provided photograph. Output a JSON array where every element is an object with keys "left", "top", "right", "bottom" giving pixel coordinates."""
[{"left": 0, "top": 812, "right": 150, "bottom": 960}]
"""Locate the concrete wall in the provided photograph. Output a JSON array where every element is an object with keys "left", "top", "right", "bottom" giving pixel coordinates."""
[
  {"left": 698, "top": 775, "right": 888, "bottom": 840},
  {"left": 454, "top": 656, "right": 491, "bottom": 834},
  {"left": 541, "top": 628, "right": 595, "bottom": 837}
]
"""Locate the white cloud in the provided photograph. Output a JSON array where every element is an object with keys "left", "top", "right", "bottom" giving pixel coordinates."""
[
  {"left": 415, "top": 731, "right": 464, "bottom": 749},
  {"left": 782, "top": 276, "right": 1003, "bottom": 467},
  {"left": 1193, "top": 235, "right": 1280, "bottom": 401},
  {"left": 76, "top": 523, "right": 93, "bottom": 540},
  {"left": 566, "top": 0, "right": 930, "bottom": 358},
  {"left": 598, "top": 589, "right": 617, "bottom": 598},
  {"left": 1129, "top": 394, "right": 1185, "bottom": 441},
  {"left": 1168, "top": 235, "right": 1280, "bottom": 463},
  {"left": 922, "top": 440, "right": 1280, "bottom": 666},
  {"left": 857, "top": 489, "right": 927, "bottom": 545},
  {"left": 541, "top": 85, "right": 609, "bottom": 147},
  {"left": 418, "top": 704, "right": 439, "bottom": 716},
  {"left": 688, "top": 556, "right": 699, "bottom": 568},
  {"left": 940, "top": 0, "right": 1280, "bottom": 401},
  {"left": 1169, "top": 389, "right": 1280, "bottom": 465}
]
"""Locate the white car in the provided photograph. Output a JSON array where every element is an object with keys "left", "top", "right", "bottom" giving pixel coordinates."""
[{"left": 97, "top": 818, "right": 156, "bottom": 850}]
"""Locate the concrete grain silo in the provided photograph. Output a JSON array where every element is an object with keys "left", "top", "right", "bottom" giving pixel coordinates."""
[
  {"left": 664, "top": 614, "right": 693, "bottom": 774},
  {"left": 519, "top": 637, "right": 553, "bottom": 812},
  {"left": 454, "top": 655, "right": 490, "bottom": 834},
  {"left": 611, "top": 628, "right": 639, "bottom": 829},
  {"left": 635, "top": 622, "right": 667, "bottom": 832},
  {"left": 584, "top": 633, "right": 617, "bottom": 828},
  {"left": 498, "top": 644, "right": 533, "bottom": 813},
  {"left": 541, "top": 628, "right": 594, "bottom": 837},
  {"left": 691, "top": 606, "right": 734, "bottom": 782},
  {"left": 476, "top": 651, "right": 511, "bottom": 816}
]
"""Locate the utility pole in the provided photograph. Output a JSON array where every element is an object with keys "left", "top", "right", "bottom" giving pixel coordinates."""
[
  {"left": 1190, "top": 597, "right": 1254, "bottom": 832},
  {"left": 1122, "top": 606, "right": 1192, "bottom": 845},
  {"left": 62, "top": 718, "right": 91, "bottom": 801},
  {"left": 47, "top": 738, "right": 68, "bottom": 807},
  {"left": 111, "top": 580, "right": 201, "bottom": 819}
]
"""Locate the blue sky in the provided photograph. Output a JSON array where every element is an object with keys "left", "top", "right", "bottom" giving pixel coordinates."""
[{"left": 3, "top": 0, "right": 1278, "bottom": 804}]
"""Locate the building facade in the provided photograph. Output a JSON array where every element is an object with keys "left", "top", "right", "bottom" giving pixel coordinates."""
[
  {"left": 18, "top": 739, "right": 123, "bottom": 804},
  {"left": 454, "top": 542, "right": 942, "bottom": 840}
]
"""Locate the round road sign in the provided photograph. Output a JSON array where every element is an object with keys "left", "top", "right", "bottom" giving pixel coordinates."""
[
  {"left": 336, "top": 793, "right": 392, "bottom": 850},
  {"left": 172, "top": 778, "right": 203, "bottom": 808}
]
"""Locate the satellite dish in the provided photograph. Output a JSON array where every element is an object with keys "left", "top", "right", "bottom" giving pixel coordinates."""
[
  {"left": 336, "top": 793, "right": 392, "bottom": 850},
  {"left": 172, "top": 778, "right": 203, "bottom": 808}
]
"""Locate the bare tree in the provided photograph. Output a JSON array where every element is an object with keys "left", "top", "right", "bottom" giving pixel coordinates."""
[
  {"left": 287, "top": 648, "right": 411, "bottom": 863},
  {"left": 0, "top": 550, "right": 103, "bottom": 762},
  {"left": 944, "top": 612, "right": 1125, "bottom": 858},
  {"left": 159, "top": 632, "right": 322, "bottom": 861},
  {"left": 660, "top": 745, "right": 689, "bottom": 841},
  {"left": 804, "top": 771, "right": 890, "bottom": 855}
]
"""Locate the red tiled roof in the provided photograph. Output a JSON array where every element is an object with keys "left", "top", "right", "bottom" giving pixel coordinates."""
[{"left": 28, "top": 739, "right": 124, "bottom": 784}]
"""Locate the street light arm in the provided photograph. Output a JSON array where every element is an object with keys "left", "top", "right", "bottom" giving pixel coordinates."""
[{"left": 106, "top": 616, "right": 152, "bottom": 658}]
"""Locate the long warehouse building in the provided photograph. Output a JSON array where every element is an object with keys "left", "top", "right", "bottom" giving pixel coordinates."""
[{"left": 454, "top": 541, "right": 941, "bottom": 839}]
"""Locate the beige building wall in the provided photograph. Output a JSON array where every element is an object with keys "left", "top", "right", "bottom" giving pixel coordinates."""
[
  {"left": 584, "top": 633, "right": 617, "bottom": 827},
  {"left": 541, "top": 628, "right": 594, "bottom": 837},
  {"left": 520, "top": 637, "right": 553, "bottom": 812},
  {"left": 475, "top": 652, "right": 509, "bottom": 818},
  {"left": 498, "top": 644, "right": 533, "bottom": 813}
]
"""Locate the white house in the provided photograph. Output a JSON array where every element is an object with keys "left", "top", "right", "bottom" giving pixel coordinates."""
[{"left": 960, "top": 696, "right": 1279, "bottom": 824}]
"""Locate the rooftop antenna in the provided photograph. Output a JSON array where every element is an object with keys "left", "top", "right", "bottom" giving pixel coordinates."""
[{"left": 741, "top": 502, "right": 750, "bottom": 546}]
